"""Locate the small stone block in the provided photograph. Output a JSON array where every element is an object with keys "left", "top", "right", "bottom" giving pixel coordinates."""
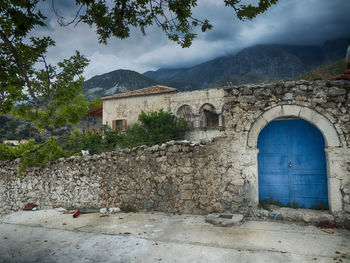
[{"left": 206, "top": 213, "right": 244, "bottom": 226}]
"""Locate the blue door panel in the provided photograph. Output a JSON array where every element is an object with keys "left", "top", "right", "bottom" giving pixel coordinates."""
[
  {"left": 293, "top": 183, "right": 328, "bottom": 198},
  {"left": 259, "top": 186, "right": 290, "bottom": 206},
  {"left": 258, "top": 119, "right": 328, "bottom": 209},
  {"left": 259, "top": 155, "right": 289, "bottom": 171},
  {"left": 292, "top": 155, "right": 326, "bottom": 170},
  {"left": 259, "top": 173, "right": 289, "bottom": 185},
  {"left": 292, "top": 173, "right": 327, "bottom": 184},
  {"left": 294, "top": 197, "right": 328, "bottom": 209}
]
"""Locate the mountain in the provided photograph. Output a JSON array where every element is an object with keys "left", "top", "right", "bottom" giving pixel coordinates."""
[
  {"left": 292, "top": 59, "right": 347, "bottom": 81},
  {"left": 144, "top": 37, "right": 350, "bottom": 90},
  {"left": 83, "top": 69, "right": 161, "bottom": 101}
]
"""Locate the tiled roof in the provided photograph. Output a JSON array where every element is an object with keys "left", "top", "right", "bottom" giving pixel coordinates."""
[
  {"left": 329, "top": 69, "right": 350, "bottom": 80},
  {"left": 87, "top": 106, "right": 102, "bottom": 117},
  {"left": 102, "top": 85, "right": 178, "bottom": 100}
]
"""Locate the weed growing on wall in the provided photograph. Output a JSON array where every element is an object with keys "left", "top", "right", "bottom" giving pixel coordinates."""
[{"left": 311, "top": 201, "right": 328, "bottom": 210}]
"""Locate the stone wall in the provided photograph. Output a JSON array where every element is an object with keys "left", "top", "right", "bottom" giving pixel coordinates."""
[
  {"left": 0, "top": 139, "right": 249, "bottom": 217},
  {"left": 0, "top": 158, "right": 101, "bottom": 214},
  {"left": 221, "top": 79, "right": 350, "bottom": 226},
  {"left": 1, "top": 80, "right": 350, "bottom": 226}
]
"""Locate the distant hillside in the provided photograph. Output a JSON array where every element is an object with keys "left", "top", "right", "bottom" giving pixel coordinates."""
[
  {"left": 83, "top": 69, "right": 162, "bottom": 101},
  {"left": 144, "top": 37, "right": 350, "bottom": 90},
  {"left": 292, "top": 59, "right": 347, "bottom": 81},
  {"left": 0, "top": 114, "right": 100, "bottom": 143}
]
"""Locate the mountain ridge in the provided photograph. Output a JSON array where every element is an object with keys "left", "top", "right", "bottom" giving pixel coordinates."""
[
  {"left": 143, "top": 37, "right": 350, "bottom": 90},
  {"left": 83, "top": 69, "right": 162, "bottom": 101}
]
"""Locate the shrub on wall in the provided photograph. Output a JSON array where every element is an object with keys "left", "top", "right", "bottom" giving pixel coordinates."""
[
  {"left": 0, "top": 137, "right": 68, "bottom": 178},
  {"left": 116, "top": 123, "right": 148, "bottom": 148},
  {"left": 0, "top": 139, "right": 36, "bottom": 161},
  {"left": 20, "top": 137, "right": 68, "bottom": 175},
  {"left": 61, "top": 125, "right": 121, "bottom": 155},
  {"left": 62, "top": 128, "right": 104, "bottom": 155},
  {"left": 118, "top": 109, "right": 187, "bottom": 147}
]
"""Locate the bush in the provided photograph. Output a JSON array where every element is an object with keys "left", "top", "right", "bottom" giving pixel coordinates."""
[
  {"left": 101, "top": 125, "right": 122, "bottom": 150},
  {"left": 62, "top": 128, "right": 105, "bottom": 155},
  {"left": 79, "top": 130, "right": 104, "bottom": 154},
  {"left": 20, "top": 137, "right": 69, "bottom": 177},
  {"left": 0, "top": 139, "right": 36, "bottom": 161},
  {"left": 118, "top": 109, "right": 187, "bottom": 147},
  {"left": 139, "top": 109, "right": 187, "bottom": 145},
  {"left": 0, "top": 137, "right": 68, "bottom": 178},
  {"left": 116, "top": 123, "right": 148, "bottom": 148},
  {"left": 61, "top": 125, "right": 121, "bottom": 155}
]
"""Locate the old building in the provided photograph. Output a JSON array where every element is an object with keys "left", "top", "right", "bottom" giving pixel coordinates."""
[{"left": 101, "top": 85, "right": 225, "bottom": 141}]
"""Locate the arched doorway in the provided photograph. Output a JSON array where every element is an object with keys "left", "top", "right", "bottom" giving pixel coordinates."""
[{"left": 258, "top": 119, "right": 328, "bottom": 209}]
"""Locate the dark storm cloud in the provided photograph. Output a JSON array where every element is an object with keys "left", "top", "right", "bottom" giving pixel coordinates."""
[
  {"left": 248, "top": 0, "right": 350, "bottom": 45},
  {"left": 31, "top": 0, "right": 350, "bottom": 79},
  {"left": 196, "top": 0, "right": 350, "bottom": 46}
]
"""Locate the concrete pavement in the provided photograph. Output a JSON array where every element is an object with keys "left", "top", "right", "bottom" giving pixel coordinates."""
[{"left": 0, "top": 210, "right": 349, "bottom": 262}]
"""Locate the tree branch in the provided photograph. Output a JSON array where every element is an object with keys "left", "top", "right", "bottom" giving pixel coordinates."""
[
  {"left": 41, "top": 54, "right": 52, "bottom": 106},
  {"left": 0, "top": 30, "right": 39, "bottom": 105},
  {"left": 52, "top": 0, "right": 84, "bottom": 27}
]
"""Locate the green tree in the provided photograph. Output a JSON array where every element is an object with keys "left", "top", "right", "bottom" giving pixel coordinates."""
[{"left": 0, "top": 1, "right": 98, "bottom": 128}]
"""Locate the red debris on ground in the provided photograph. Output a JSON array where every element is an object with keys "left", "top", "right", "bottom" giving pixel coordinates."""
[
  {"left": 322, "top": 229, "right": 334, "bottom": 234},
  {"left": 23, "top": 203, "right": 37, "bottom": 211},
  {"left": 73, "top": 210, "right": 81, "bottom": 218},
  {"left": 99, "top": 214, "right": 109, "bottom": 218}
]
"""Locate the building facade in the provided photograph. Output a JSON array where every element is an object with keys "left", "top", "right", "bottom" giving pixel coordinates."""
[{"left": 102, "top": 85, "right": 225, "bottom": 141}]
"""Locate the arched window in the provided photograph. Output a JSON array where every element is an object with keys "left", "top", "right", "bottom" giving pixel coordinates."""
[
  {"left": 199, "top": 103, "right": 219, "bottom": 128},
  {"left": 176, "top": 104, "right": 194, "bottom": 129}
]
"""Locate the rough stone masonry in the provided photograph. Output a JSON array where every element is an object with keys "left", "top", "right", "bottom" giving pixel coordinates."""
[{"left": 0, "top": 80, "right": 349, "bottom": 227}]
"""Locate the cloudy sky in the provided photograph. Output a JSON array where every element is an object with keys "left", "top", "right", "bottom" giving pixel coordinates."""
[{"left": 34, "top": 0, "right": 350, "bottom": 80}]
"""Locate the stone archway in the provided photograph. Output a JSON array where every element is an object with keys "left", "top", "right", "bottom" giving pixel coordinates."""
[
  {"left": 248, "top": 105, "right": 340, "bottom": 148},
  {"left": 199, "top": 103, "right": 219, "bottom": 129},
  {"left": 246, "top": 105, "right": 342, "bottom": 213},
  {"left": 176, "top": 104, "right": 195, "bottom": 129}
]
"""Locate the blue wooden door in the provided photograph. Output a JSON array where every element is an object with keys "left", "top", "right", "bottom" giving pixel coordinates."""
[{"left": 258, "top": 119, "right": 328, "bottom": 209}]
